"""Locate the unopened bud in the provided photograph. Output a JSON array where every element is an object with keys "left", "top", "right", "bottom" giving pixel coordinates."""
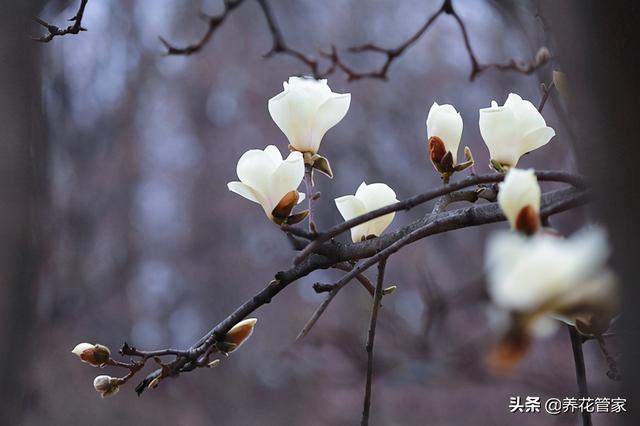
[
  {"left": 382, "top": 285, "right": 397, "bottom": 295},
  {"left": 72, "top": 343, "right": 111, "bottom": 367},
  {"left": 148, "top": 377, "right": 161, "bottom": 389},
  {"left": 93, "top": 375, "right": 120, "bottom": 398},
  {"left": 207, "top": 359, "right": 221, "bottom": 368},
  {"left": 220, "top": 318, "right": 258, "bottom": 354},
  {"left": 535, "top": 46, "right": 551, "bottom": 65}
]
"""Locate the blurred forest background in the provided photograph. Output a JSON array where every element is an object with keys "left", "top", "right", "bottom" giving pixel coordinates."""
[{"left": 0, "top": 0, "right": 629, "bottom": 425}]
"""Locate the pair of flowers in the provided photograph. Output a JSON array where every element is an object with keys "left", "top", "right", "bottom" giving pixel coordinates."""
[
  {"left": 427, "top": 92, "right": 555, "bottom": 177},
  {"left": 227, "top": 76, "right": 397, "bottom": 242},
  {"left": 487, "top": 168, "right": 617, "bottom": 370}
]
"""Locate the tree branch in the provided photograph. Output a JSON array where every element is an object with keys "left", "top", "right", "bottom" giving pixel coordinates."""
[
  {"left": 33, "top": 0, "right": 89, "bottom": 42},
  {"left": 106, "top": 179, "right": 588, "bottom": 394},
  {"left": 361, "top": 258, "right": 387, "bottom": 426},
  {"left": 295, "top": 171, "right": 585, "bottom": 265},
  {"left": 159, "top": 0, "right": 245, "bottom": 55}
]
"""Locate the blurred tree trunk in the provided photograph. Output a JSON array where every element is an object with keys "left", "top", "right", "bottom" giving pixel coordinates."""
[
  {"left": 542, "top": 1, "right": 640, "bottom": 424},
  {"left": 0, "top": 1, "right": 43, "bottom": 424}
]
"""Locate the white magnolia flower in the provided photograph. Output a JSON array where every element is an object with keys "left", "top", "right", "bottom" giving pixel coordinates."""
[
  {"left": 479, "top": 93, "right": 555, "bottom": 167},
  {"left": 268, "top": 76, "right": 351, "bottom": 154},
  {"left": 485, "top": 227, "right": 616, "bottom": 336},
  {"left": 497, "top": 168, "right": 541, "bottom": 233},
  {"left": 335, "top": 182, "right": 398, "bottom": 243},
  {"left": 227, "top": 145, "right": 305, "bottom": 223},
  {"left": 426, "top": 102, "right": 463, "bottom": 164}
]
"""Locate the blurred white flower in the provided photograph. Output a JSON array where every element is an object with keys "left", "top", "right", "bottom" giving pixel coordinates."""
[
  {"left": 485, "top": 227, "right": 617, "bottom": 336},
  {"left": 335, "top": 182, "right": 398, "bottom": 243},
  {"left": 426, "top": 102, "right": 463, "bottom": 165},
  {"left": 268, "top": 76, "right": 351, "bottom": 154},
  {"left": 227, "top": 145, "right": 305, "bottom": 224},
  {"left": 93, "top": 375, "right": 120, "bottom": 398},
  {"left": 497, "top": 168, "right": 541, "bottom": 234},
  {"left": 479, "top": 93, "right": 555, "bottom": 168}
]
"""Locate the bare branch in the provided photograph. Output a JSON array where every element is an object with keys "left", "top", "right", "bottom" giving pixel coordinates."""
[
  {"left": 361, "top": 258, "right": 387, "bottom": 426},
  {"left": 159, "top": 0, "right": 245, "bottom": 55},
  {"left": 33, "top": 0, "right": 89, "bottom": 43}
]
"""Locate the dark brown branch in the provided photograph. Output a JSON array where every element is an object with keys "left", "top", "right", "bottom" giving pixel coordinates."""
[
  {"left": 295, "top": 171, "right": 585, "bottom": 265},
  {"left": 568, "top": 326, "right": 592, "bottom": 426},
  {"left": 33, "top": 0, "right": 88, "bottom": 43},
  {"left": 159, "top": 0, "right": 245, "bottom": 55},
  {"left": 361, "top": 258, "right": 387, "bottom": 426}
]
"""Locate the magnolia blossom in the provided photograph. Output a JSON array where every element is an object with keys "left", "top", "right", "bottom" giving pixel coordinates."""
[
  {"left": 335, "top": 182, "right": 398, "bottom": 243},
  {"left": 268, "top": 76, "right": 351, "bottom": 154},
  {"left": 485, "top": 228, "right": 617, "bottom": 336},
  {"left": 497, "top": 168, "right": 541, "bottom": 234},
  {"left": 479, "top": 93, "right": 555, "bottom": 168},
  {"left": 426, "top": 102, "right": 463, "bottom": 165},
  {"left": 227, "top": 145, "right": 305, "bottom": 223}
]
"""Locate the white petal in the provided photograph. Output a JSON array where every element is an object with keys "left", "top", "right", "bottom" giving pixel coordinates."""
[
  {"left": 335, "top": 195, "right": 369, "bottom": 243},
  {"left": 505, "top": 93, "right": 547, "bottom": 136},
  {"left": 497, "top": 168, "right": 541, "bottom": 228},
  {"left": 309, "top": 93, "right": 351, "bottom": 153},
  {"left": 227, "top": 181, "right": 262, "bottom": 204},
  {"left": 268, "top": 91, "right": 297, "bottom": 146},
  {"left": 479, "top": 104, "right": 520, "bottom": 165},
  {"left": 236, "top": 149, "right": 279, "bottom": 198},
  {"left": 263, "top": 144, "right": 284, "bottom": 165},
  {"left": 268, "top": 151, "right": 305, "bottom": 211},
  {"left": 354, "top": 182, "right": 398, "bottom": 238},
  {"left": 519, "top": 126, "right": 556, "bottom": 157}
]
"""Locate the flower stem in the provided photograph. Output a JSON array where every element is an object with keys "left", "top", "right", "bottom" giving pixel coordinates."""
[
  {"left": 568, "top": 325, "right": 592, "bottom": 426},
  {"left": 304, "top": 164, "right": 317, "bottom": 233}
]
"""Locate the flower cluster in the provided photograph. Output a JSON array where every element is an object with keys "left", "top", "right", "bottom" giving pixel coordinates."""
[
  {"left": 485, "top": 167, "right": 617, "bottom": 371},
  {"left": 228, "top": 76, "right": 398, "bottom": 237}
]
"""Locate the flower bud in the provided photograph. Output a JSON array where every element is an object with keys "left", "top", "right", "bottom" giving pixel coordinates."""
[
  {"left": 335, "top": 182, "right": 398, "bottom": 243},
  {"left": 497, "top": 168, "right": 541, "bottom": 235},
  {"left": 72, "top": 343, "right": 111, "bottom": 366},
  {"left": 219, "top": 318, "right": 258, "bottom": 354},
  {"left": 93, "top": 375, "right": 120, "bottom": 398},
  {"left": 426, "top": 102, "right": 464, "bottom": 178}
]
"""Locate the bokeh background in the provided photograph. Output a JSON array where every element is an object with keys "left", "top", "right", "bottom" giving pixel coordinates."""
[{"left": 0, "top": 1, "right": 627, "bottom": 425}]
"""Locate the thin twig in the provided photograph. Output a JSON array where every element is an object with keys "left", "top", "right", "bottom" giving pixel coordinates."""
[
  {"left": 568, "top": 326, "right": 592, "bottom": 426},
  {"left": 361, "top": 258, "right": 387, "bottom": 426},
  {"left": 538, "top": 80, "right": 556, "bottom": 112},
  {"left": 33, "top": 0, "right": 89, "bottom": 42},
  {"left": 159, "top": 0, "right": 245, "bottom": 55}
]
